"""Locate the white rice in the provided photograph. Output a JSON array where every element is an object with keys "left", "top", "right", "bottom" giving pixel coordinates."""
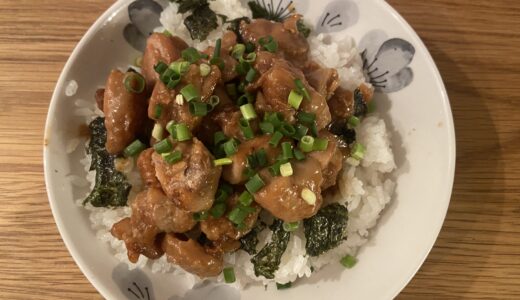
[{"left": 69, "top": 0, "right": 396, "bottom": 291}]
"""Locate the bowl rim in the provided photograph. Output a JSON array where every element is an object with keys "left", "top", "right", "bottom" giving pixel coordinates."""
[{"left": 43, "top": 0, "right": 456, "bottom": 299}]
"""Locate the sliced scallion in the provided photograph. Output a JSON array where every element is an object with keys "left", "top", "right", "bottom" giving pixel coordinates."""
[
  {"left": 154, "top": 61, "right": 168, "bottom": 74},
  {"left": 209, "top": 95, "right": 220, "bottom": 109},
  {"left": 240, "top": 52, "right": 257, "bottom": 63},
  {"left": 269, "top": 131, "right": 283, "bottom": 147},
  {"left": 238, "top": 191, "right": 253, "bottom": 206},
  {"left": 301, "top": 188, "right": 316, "bottom": 205},
  {"left": 340, "top": 255, "right": 358, "bottom": 268},
  {"left": 240, "top": 103, "right": 257, "bottom": 120},
  {"left": 281, "top": 142, "right": 293, "bottom": 160},
  {"left": 245, "top": 67, "right": 257, "bottom": 83},
  {"left": 280, "top": 162, "right": 293, "bottom": 177},
  {"left": 299, "top": 135, "right": 315, "bottom": 153},
  {"left": 153, "top": 138, "right": 173, "bottom": 154},
  {"left": 280, "top": 123, "right": 296, "bottom": 137},
  {"left": 255, "top": 148, "right": 268, "bottom": 168},
  {"left": 294, "top": 78, "right": 310, "bottom": 100},
  {"left": 213, "top": 38, "right": 222, "bottom": 58},
  {"left": 294, "top": 124, "right": 309, "bottom": 140},
  {"left": 123, "top": 73, "right": 145, "bottom": 94},
  {"left": 123, "top": 139, "right": 146, "bottom": 157},
  {"left": 189, "top": 101, "right": 209, "bottom": 116},
  {"left": 210, "top": 202, "right": 227, "bottom": 218},
  {"left": 152, "top": 123, "right": 164, "bottom": 141},
  {"left": 283, "top": 221, "right": 299, "bottom": 232},
  {"left": 175, "top": 94, "right": 184, "bottom": 105},
  {"left": 223, "top": 267, "right": 236, "bottom": 283},
  {"left": 214, "top": 157, "right": 233, "bottom": 166},
  {"left": 175, "top": 123, "right": 192, "bottom": 142},
  {"left": 181, "top": 47, "right": 201, "bottom": 63},
  {"left": 214, "top": 131, "right": 227, "bottom": 146},
  {"left": 348, "top": 115, "right": 361, "bottom": 128},
  {"left": 180, "top": 84, "right": 200, "bottom": 102},
  {"left": 239, "top": 118, "right": 254, "bottom": 140},
  {"left": 313, "top": 138, "right": 329, "bottom": 151},
  {"left": 237, "top": 93, "right": 252, "bottom": 106},
  {"left": 232, "top": 43, "right": 246, "bottom": 60},
  {"left": 245, "top": 174, "right": 265, "bottom": 194},
  {"left": 259, "top": 122, "right": 275, "bottom": 134},
  {"left": 223, "top": 139, "right": 238, "bottom": 156},
  {"left": 154, "top": 104, "right": 163, "bottom": 119},
  {"left": 162, "top": 150, "right": 182, "bottom": 164},
  {"left": 199, "top": 63, "right": 211, "bottom": 77},
  {"left": 296, "top": 111, "right": 316, "bottom": 124},
  {"left": 259, "top": 35, "right": 278, "bottom": 53},
  {"left": 170, "top": 60, "right": 190, "bottom": 75},
  {"left": 288, "top": 89, "right": 303, "bottom": 109},
  {"left": 294, "top": 149, "right": 305, "bottom": 161},
  {"left": 351, "top": 142, "right": 366, "bottom": 160}
]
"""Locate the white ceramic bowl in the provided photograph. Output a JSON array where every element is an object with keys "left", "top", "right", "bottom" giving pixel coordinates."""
[{"left": 44, "top": 0, "right": 455, "bottom": 299}]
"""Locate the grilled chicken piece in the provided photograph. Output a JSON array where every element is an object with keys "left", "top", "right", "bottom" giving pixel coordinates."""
[
  {"left": 239, "top": 16, "right": 309, "bottom": 65},
  {"left": 308, "top": 131, "right": 344, "bottom": 190},
  {"left": 111, "top": 188, "right": 196, "bottom": 263},
  {"left": 254, "top": 159, "right": 324, "bottom": 222},
  {"left": 141, "top": 33, "right": 189, "bottom": 89},
  {"left": 103, "top": 69, "right": 147, "bottom": 154},
  {"left": 222, "top": 135, "right": 281, "bottom": 184},
  {"left": 162, "top": 233, "right": 223, "bottom": 277},
  {"left": 328, "top": 84, "right": 374, "bottom": 122},
  {"left": 200, "top": 193, "right": 261, "bottom": 243},
  {"left": 251, "top": 59, "right": 331, "bottom": 129},
  {"left": 304, "top": 62, "right": 339, "bottom": 100},
  {"left": 137, "top": 148, "right": 162, "bottom": 189},
  {"left": 152, "top": 138, "right": 221, "bottom": 212}
]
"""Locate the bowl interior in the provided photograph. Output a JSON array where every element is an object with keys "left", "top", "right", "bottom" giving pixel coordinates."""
[{"left": 44, "top": 0, "right": 455, "bottom": 299}]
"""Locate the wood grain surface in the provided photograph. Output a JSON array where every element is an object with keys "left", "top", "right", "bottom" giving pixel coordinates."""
[{"left": 0, "top": 0, "right": 519, "bottom": 299}]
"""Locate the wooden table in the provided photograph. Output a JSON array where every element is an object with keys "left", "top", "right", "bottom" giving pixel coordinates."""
[{"left": 1, "top": 0, "right": 519, "bottom": 299}]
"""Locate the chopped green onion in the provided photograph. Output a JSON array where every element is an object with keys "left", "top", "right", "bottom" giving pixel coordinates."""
[
  {"left": 237, "top": 81, "right": 246, "bottom": 93},
  {"left": 288, "top": 90, "right": 303, "bottom": 109},
  {"left": 154, "top": 61, "right": 168, "bottom": 74},
  {"left": 199, "top": 63, "right": 211, "bottom": 77},
  {"left": 294, "top": 124, "right": 309, "bottom": 140},
  {"left": 280, "top": 123, "right": 296, "bottom": 137},
  {"left": 166, "top": 121, "right": 176, "bottom": 136},
  {"left": 160, "top": 68, "right": 175, "bottom": 83},
  {"left": 153, "top": 138, "right": 173, "bottom": 154},
  {"left": 269, "top": 131, "right": 283, "bottom": 147},
  {"left": 259, "top": 35, "right": 278, "bottom": 53},
  {"left": 123, "top": 139, "right": 146, "bottom": 157},
  {"left": 296, "top": 111, "right": 316, "bottom": 124},
  {"left": 264, "top": 112, "right": 284, "bottom": 128},
  {"left": 162, "top": 30, "right": 172, "bottom": 37},
  {"left": 283, "top": 221, "right": 299, "bottom": 232},
  {"left": 181, "top": 47, "right": 201, "bottom": 63},
  {"left": 232, "top": 43, "right": 246, "bottom": 59},
  {"left": 240, "top": 103, "right": 257, "bottom": 120},
  {"left": 175, "top": 123, "right": 192, "bottom": 142},
  {"left": 210, "top": 202, "right": 227, "bottom": 218},
  {"left": 123, "top": 73, "right": 145, "bottom": 94},
  {"left": 340, "top": 255, "right": 358, "bottom": 268},
  {"left": 268, "top": 160, "right": 283, "bottom": 176},
  {"left": 162, "top": 150, "right": 182, "bottom": 164},
  {"left": 152, "top": 123, "right": 164, "bottom": 140},
  {"left": 299, "top": 135, "right": 315, "bottom": 153},
  {"left": 294, "top": 149, "right": 305, "bottom": 161},
  {"left": 180, "top": 84, "right": 200, "bottom": 102},
  {"left": 154, "top": 104, "right": 163, "bottom": 119},
  {"left": 348, "top": 116, "right": 361, "bottom": 128},
  {"left": 243, "top": 166, "right": 256, "bottom": 179},
  {"left": 193, "top": 211, "right": 208, "bottom": 221},
  {"left": 313, "top": 138, "right": 329, "bottom": 151},
  {"left": 276, "top": 282, "right": 292, "bottom": 290},
  {"left": 309, "top": 121, "right": 318, "bottom": 137},
  {"left": 294, "top": 78, "right": 310, "bottom": 100},
  {"left": 228, "top": 207, "right": 249, "bottom": 225},
  {"left": 235, "top": 61, "right": 251, "bottom": 75},
  {"left": 214, "top": 157, "right": 233, "bottom": 166},
  {"left": 223, "top": 139, "right": 238, "bottom": 156},
  {"left": 214, "top": 131, "right": 227, "bottom": 145},
  {"left": 247, "top": 153, "right": 258, "bottom": 169},
  {"left": 167, "top": 75, "right": 181, "bottom": 89},
  {"left": 237, "top": 93, "right": 253, "bottom": 106},
  {"left": 189, "top": 101, "right": 209, "bottom": 116},
  {"left": 301, "top": 188, "right": 316, "bottom": 205},
  {"left": 169, "top": 60, "right": 190, "bottom": 75},
  {"left": 255, "top": 148, "right": 268, "bottom": 167},
  {"left": 209, "top": 95, "right": 222, "bottom": 110},
  {"left": 281, "top": 142, "right": 293, "bottom": 160},
  {"left": 245, "top": 174, "right": 265, "bottom": 194},
  {"left": 226, "top": 83, "right": 237, "bottom": 99},
  {"left": 280, "top": 162, "right": 293, "bottom": 177},
  {"left": 223, "top": 267, "right": 236, "bottom": 283},
  {"left": 175, "top": 94, "right": 184, "bottom": 105},
  {"left": 238, "top": 191, "right": 253, "bottom": 206},
  {"left": 239, "top": 118, "right": 254, "bottom": 140},
  {"left": 213, "top": 38, "right": 222, "bottom": 58},
  {"left": 240, "top": 52, "right": 257, "bottom": 63},
  {"left": 259, "top": 122, "right": 275, "bottom": 134},
  {"left": 245, "top": 67, "right": 257, "bottom": 83},
  {"left": 215, "top": 188, "right": 229, "bottom": 203},
  {"left": 351, "top": 142, "right": 366, "bottom": 160}
]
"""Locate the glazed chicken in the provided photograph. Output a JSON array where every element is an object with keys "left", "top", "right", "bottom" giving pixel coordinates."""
[{"left": 100, "top": 15, "right": 372, "bottom": 278}]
